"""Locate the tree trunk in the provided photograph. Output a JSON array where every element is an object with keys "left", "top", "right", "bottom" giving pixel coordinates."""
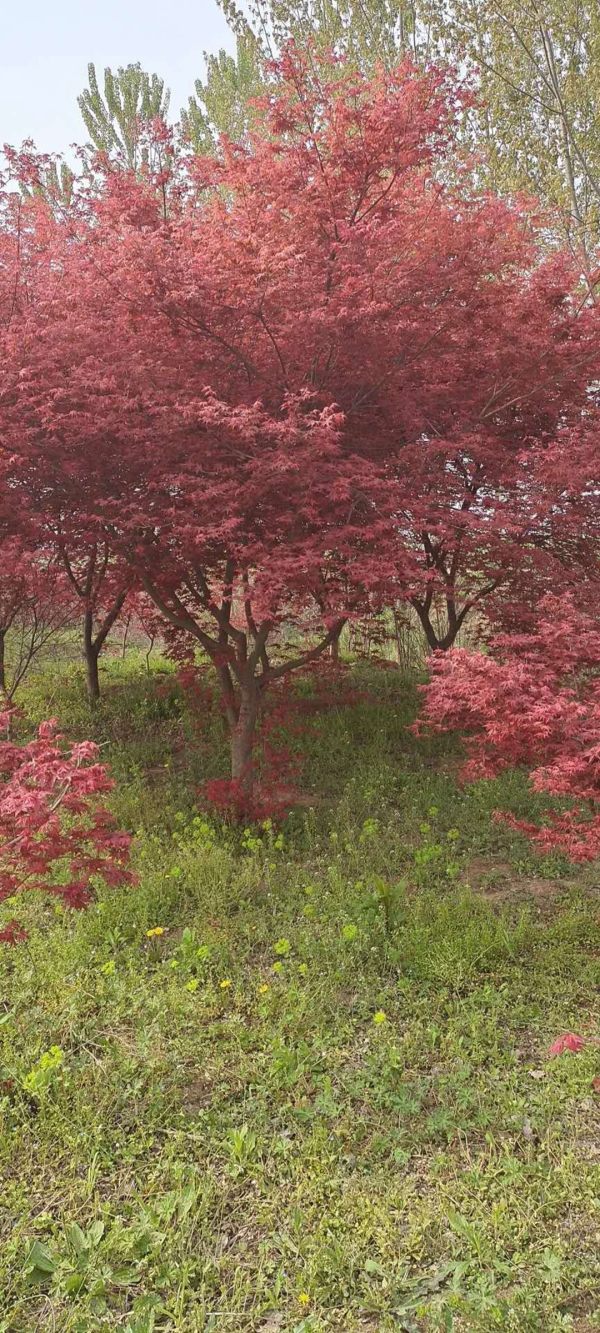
[
  {"left": 412, "top": 596, "right": 468, "bottom": 653},
  {"left": 85, "top": 645, "right": 101, "bottom": 703},
  {"left": 229, "top": 684, "right": 260, "bottom": 796},
  {"left": 145, "top": 632, "right": 156, "bottom": 675},
  {"left": 0, "top": 629, "right": 6, "bottom": 697},
  {"left": 83, "top": 610, "right": 101, "bottom": 704},
  {"left": 328, "top": 623, "right": 343, "bottom": 664},
  {"left": 412, "top": 598, "right": 443, "bottom": 652},
  {"left": 120, "top": 612, "right": 132, "bottom": 659}
]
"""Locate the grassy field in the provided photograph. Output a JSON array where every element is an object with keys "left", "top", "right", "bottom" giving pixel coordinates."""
[{"left": 1, "top": 656, "right": 599, "bottom": 1332}]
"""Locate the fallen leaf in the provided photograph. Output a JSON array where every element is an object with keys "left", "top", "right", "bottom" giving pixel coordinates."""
[{"left": 549, "top": 1033, "right": 585, "bottom": 1056}]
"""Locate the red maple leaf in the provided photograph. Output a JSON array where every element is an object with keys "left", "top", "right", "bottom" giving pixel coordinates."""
[{"left": 548, "top": 1033, "right": 586, "bottom": 1056}]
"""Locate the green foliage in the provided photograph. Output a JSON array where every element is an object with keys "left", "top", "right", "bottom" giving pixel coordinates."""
[
  {"left": 1, "top": 656, "right": 599, "bottom": 1328},
  {"left": 77, "top": 62, "right": 170, "bottom": 169},
  {"left": 221, "top": 0, "right": 426, "bottom": 66},
  {"left": 181, "top": 31, "right": 265, "bottom": 150},
  {"left": 22, "top": 1045, "right": 65, "bottom": 1100},
  {"left": 444, "top": 0, "right": 600, "bottom": 264},
  {"left": 21, "top": 160, "right": 75, "bottom": 209}
]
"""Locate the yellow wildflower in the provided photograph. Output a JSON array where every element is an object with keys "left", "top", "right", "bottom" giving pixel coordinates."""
[
  {"left": 146, "top": 926, "right": 165, "bottom": 938},
  {"left": 373, "top": 1010, "right": 387, "bottom": 1025},
  {"left": 258, "top": 983, "right": 270, "bottom": 995},
  {"left": 298, "top": 1292, "right": 310, "bottom": 1306},
  {"left": 219, "top": 978, "right": 232, "bottom": 990}
]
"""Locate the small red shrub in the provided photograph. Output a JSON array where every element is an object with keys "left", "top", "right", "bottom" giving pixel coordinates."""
[
  {"left": 0, "top": 714, "right": 132, "bottom": 940},
  {"left": 420, "top": 596, "right": 600, "bottom": 861}
]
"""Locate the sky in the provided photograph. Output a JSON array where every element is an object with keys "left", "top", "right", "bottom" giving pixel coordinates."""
[{"left": 1, "top": 0, "right": 236, "bottom": 155}]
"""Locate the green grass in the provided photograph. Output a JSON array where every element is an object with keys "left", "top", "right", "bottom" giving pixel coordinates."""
[{"left": 1, "top": 657, "right": 599, "bottom": 1331}]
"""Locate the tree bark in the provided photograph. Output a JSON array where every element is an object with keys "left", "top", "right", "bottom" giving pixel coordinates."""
[
  {"left": 81, "top": 590, "right": 129, "bottom": 704},
  {"left": 329, "top": 623, "right": 343, "bottom": 664},
  {"left": 120, "top": 611, "right": 132, "bottom": 659},
  {"left": 412, "top": 598, "right": 444, "bottom": 652},
  {"left": 229, "top": 682, "right": 260, "bottom": 795},
  {"left": 83, "top": 610, "right": 101, "bottom": 704},
  {"left": 411, "top": 596, "right": 468, "bottom": 652},
  {"left": 0, "top": 629, "right": 6, "bottom": 697}
]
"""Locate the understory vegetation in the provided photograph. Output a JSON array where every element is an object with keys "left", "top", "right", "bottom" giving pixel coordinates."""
[{"left": 1, "top": 654, "right": 599, "bottom": 1333}]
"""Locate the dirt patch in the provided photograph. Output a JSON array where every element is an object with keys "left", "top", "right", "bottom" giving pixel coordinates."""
[
  {"left": 465, "top": 857, "right": 579, "bottom": 913},
  {"left": 180, "top": 1074, "right": 217, "bottom": 1114},
  {"left": 180, "top": 1070, "right": 247, "bottom": 1116},
  {"left": 560, "top": 1295, "right": 600, "bottom": 1332}
]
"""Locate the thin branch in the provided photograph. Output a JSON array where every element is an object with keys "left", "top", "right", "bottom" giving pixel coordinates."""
[{"left": 264, "top": 618, "right": 347, "bottom": 682}]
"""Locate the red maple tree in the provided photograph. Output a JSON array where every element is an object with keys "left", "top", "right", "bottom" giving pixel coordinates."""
[
  {"left": 0, "top": 148, "right": 395, "bottom": 799},
  {"left": 0, "top": 538, "right": 74, "bottom": 702},
  {"left": 421, "top": 595, "right": 600, "bottom": 860},
  {"left": 2, "top": 50, "right": 599, "bottom": 803},
  {"left": 0, "top": 175, "right": 131, "bottom": 703},
  {"left": 0, "top": 714, "right": 132, "bottom": 943},
  {"left": 167, "top": 47, "right": 596, "bottom": 650}
]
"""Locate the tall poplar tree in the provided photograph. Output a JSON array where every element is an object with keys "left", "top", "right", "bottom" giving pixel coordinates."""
[
  {"left": 181, "top": 31, "right": 264, "bottom": 149},
  {"left": 78, "top": 63, "right": 171, "bottom": 170}
]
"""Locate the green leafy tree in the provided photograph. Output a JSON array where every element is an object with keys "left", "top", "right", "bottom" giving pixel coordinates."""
[
  {"left": 21, "top": 160, "right": 75, "bottom": 210},
  {"left": 442, "top": 1, "right": 600, "bottom": 275},
  {"left": 219, "top": 0, "right": 429, "bottom": 64},
  {"left": 77, "top": 62, "right": 171, "bottom": 170},
  {"left": 181, "top": 31, "right": 265, "bottom": 149}
]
